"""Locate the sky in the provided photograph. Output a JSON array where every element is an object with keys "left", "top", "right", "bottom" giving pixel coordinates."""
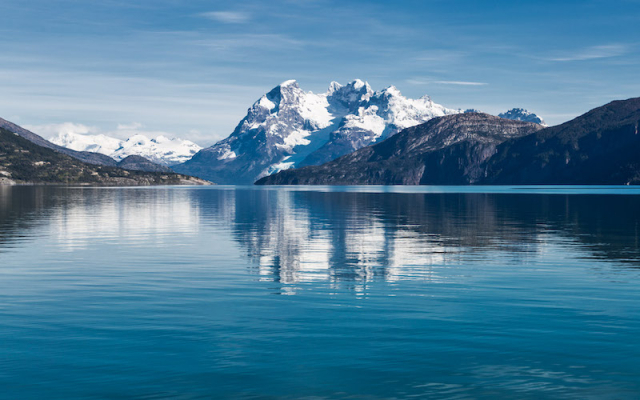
[{"left": 0, "top": 0, "right": 639, "bottom": 146}]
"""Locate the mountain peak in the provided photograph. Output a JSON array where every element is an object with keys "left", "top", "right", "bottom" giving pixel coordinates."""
[
  {"left": 327, "top": 81, "right": 343, "bottom": 94},
  {"left": 329, "top": 79, "right": 372, "bottom": 93},
  {"left": 279, "top": 79, "right": 299, "bottom": 88},
  {"left": 349, "top": 79, "right": 368, "bottom": 90},
  {"left": 499, "top": 108, "right": 547, "bottom": 126},
  {"left": 326, "top": 79, "right": 373, "bottom": 109},
  {"left": 380, "top": 85, "right": 402, "bottom": 97}
]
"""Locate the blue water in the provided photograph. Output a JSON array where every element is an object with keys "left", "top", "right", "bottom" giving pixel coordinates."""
[{"left": 1, "top": 185, "right": 640, "bottom": 399}]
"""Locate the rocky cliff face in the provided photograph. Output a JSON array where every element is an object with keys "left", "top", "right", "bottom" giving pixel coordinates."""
[{"left": 256, "top": 113, "right": 542, "bottom": 185}]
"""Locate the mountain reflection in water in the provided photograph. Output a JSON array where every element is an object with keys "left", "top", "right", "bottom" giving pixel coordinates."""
[
  {"left": 1, "top": 186, "right": 640, "bottom": 398},
  {"left": 2, "top": 186, "right": 639, "bottom": 287}
]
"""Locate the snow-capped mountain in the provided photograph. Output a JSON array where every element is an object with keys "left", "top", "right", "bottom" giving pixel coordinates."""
[
  {"left": 174, "top": 79, "right": 460, "bottom": 184},
  {"left": 50, "top": 131, "right": 122, "bottom": 155},
  {"left": 49, "top": 131, "right": 202, "bottom": 166},
  {"left": 499, "top": 108, "right": 547, "bottom": 126}
]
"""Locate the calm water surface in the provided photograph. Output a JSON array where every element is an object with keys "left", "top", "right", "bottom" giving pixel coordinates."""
[{"left": 1, "top": 185, "right": 640, "bottom": 399}]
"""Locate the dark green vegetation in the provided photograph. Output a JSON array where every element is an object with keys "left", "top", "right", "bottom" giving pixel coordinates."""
[
  {"left": 0, "top": 128, "right": 209, "bottom": 186},
  {"left": 257, "top": 98, "right": 640, "bottom": 186}
]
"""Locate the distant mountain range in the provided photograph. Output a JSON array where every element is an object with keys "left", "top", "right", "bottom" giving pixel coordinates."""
[
  {"left": 257, "top": 97, "right": 640, "bottom": 186},
  {"left": 171, "top": 79, "right": 545, "bottom": 184},
  {"left": 48, "top": 130, "right": 202, "bottom": 166},
  {"left": 0, "top": 127, "right": 209, "bottom": 186}
]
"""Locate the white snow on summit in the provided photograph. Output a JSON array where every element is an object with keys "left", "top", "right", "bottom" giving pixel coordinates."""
[{"left": 338, "top": 87, "right": 455, "bottom": 142}]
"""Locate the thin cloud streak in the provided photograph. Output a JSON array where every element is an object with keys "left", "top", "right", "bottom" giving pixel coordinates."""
[
  {"left": 545, "top": 44, "right": 629, "bottom": 62},
  {"left": 434, "top": 81, "right": 488, "bottom": 86},
  {"left": 407, "top": 79, "right": 488, "bottom": 86},
  {"left": 200, "top": 11, "right": 251, "bottom": 24},
  {"left": 192, "top": 34, "right": 305, "bottom": 51},
  {"left": 24, "top": 122, "right": 189, "bottom": 143}
]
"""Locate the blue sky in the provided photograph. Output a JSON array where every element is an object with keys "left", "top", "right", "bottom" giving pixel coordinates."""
[{"left": 0, "top": 0, "right": 639, "bottom": 145}]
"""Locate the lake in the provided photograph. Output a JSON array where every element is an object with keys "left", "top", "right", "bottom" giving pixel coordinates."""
[{"left": 1, "top": 185, "right": 640, "bottom": 399}]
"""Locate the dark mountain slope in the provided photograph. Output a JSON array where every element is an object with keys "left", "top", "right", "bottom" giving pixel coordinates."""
[
  {"left": 256, "top": 113, "right": 542, "bottom": 185},
  {"left": 0, "top": 128, "right": 209, "bottom": 186},
  {"left": 485, "top": 97, "right": 640, "bottom": 185}
]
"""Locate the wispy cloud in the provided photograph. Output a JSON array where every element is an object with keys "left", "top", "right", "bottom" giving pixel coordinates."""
[
  {"left": 200, "top": 11, "right": 251, "bottom": 24},
  {"left": 24, "top": 121, "right": 185, "bottom": 142},
  {"left": 407, "top": 79, "right": 488, "bottom": 86},
  {"left": 434, "top": 81, "right": 488, "bottom": 86},
  {"left": 24, "top": 122, "right": 96, "bottom": 138},
  {"left": 545, "top": 44, "right": 628, "bottom": 62},
  {"left": 414, "top": 50, "right": 468, "bottom": 63},
  {"left": 192, "top": 34, "right": 304, "bottom": 51}
]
